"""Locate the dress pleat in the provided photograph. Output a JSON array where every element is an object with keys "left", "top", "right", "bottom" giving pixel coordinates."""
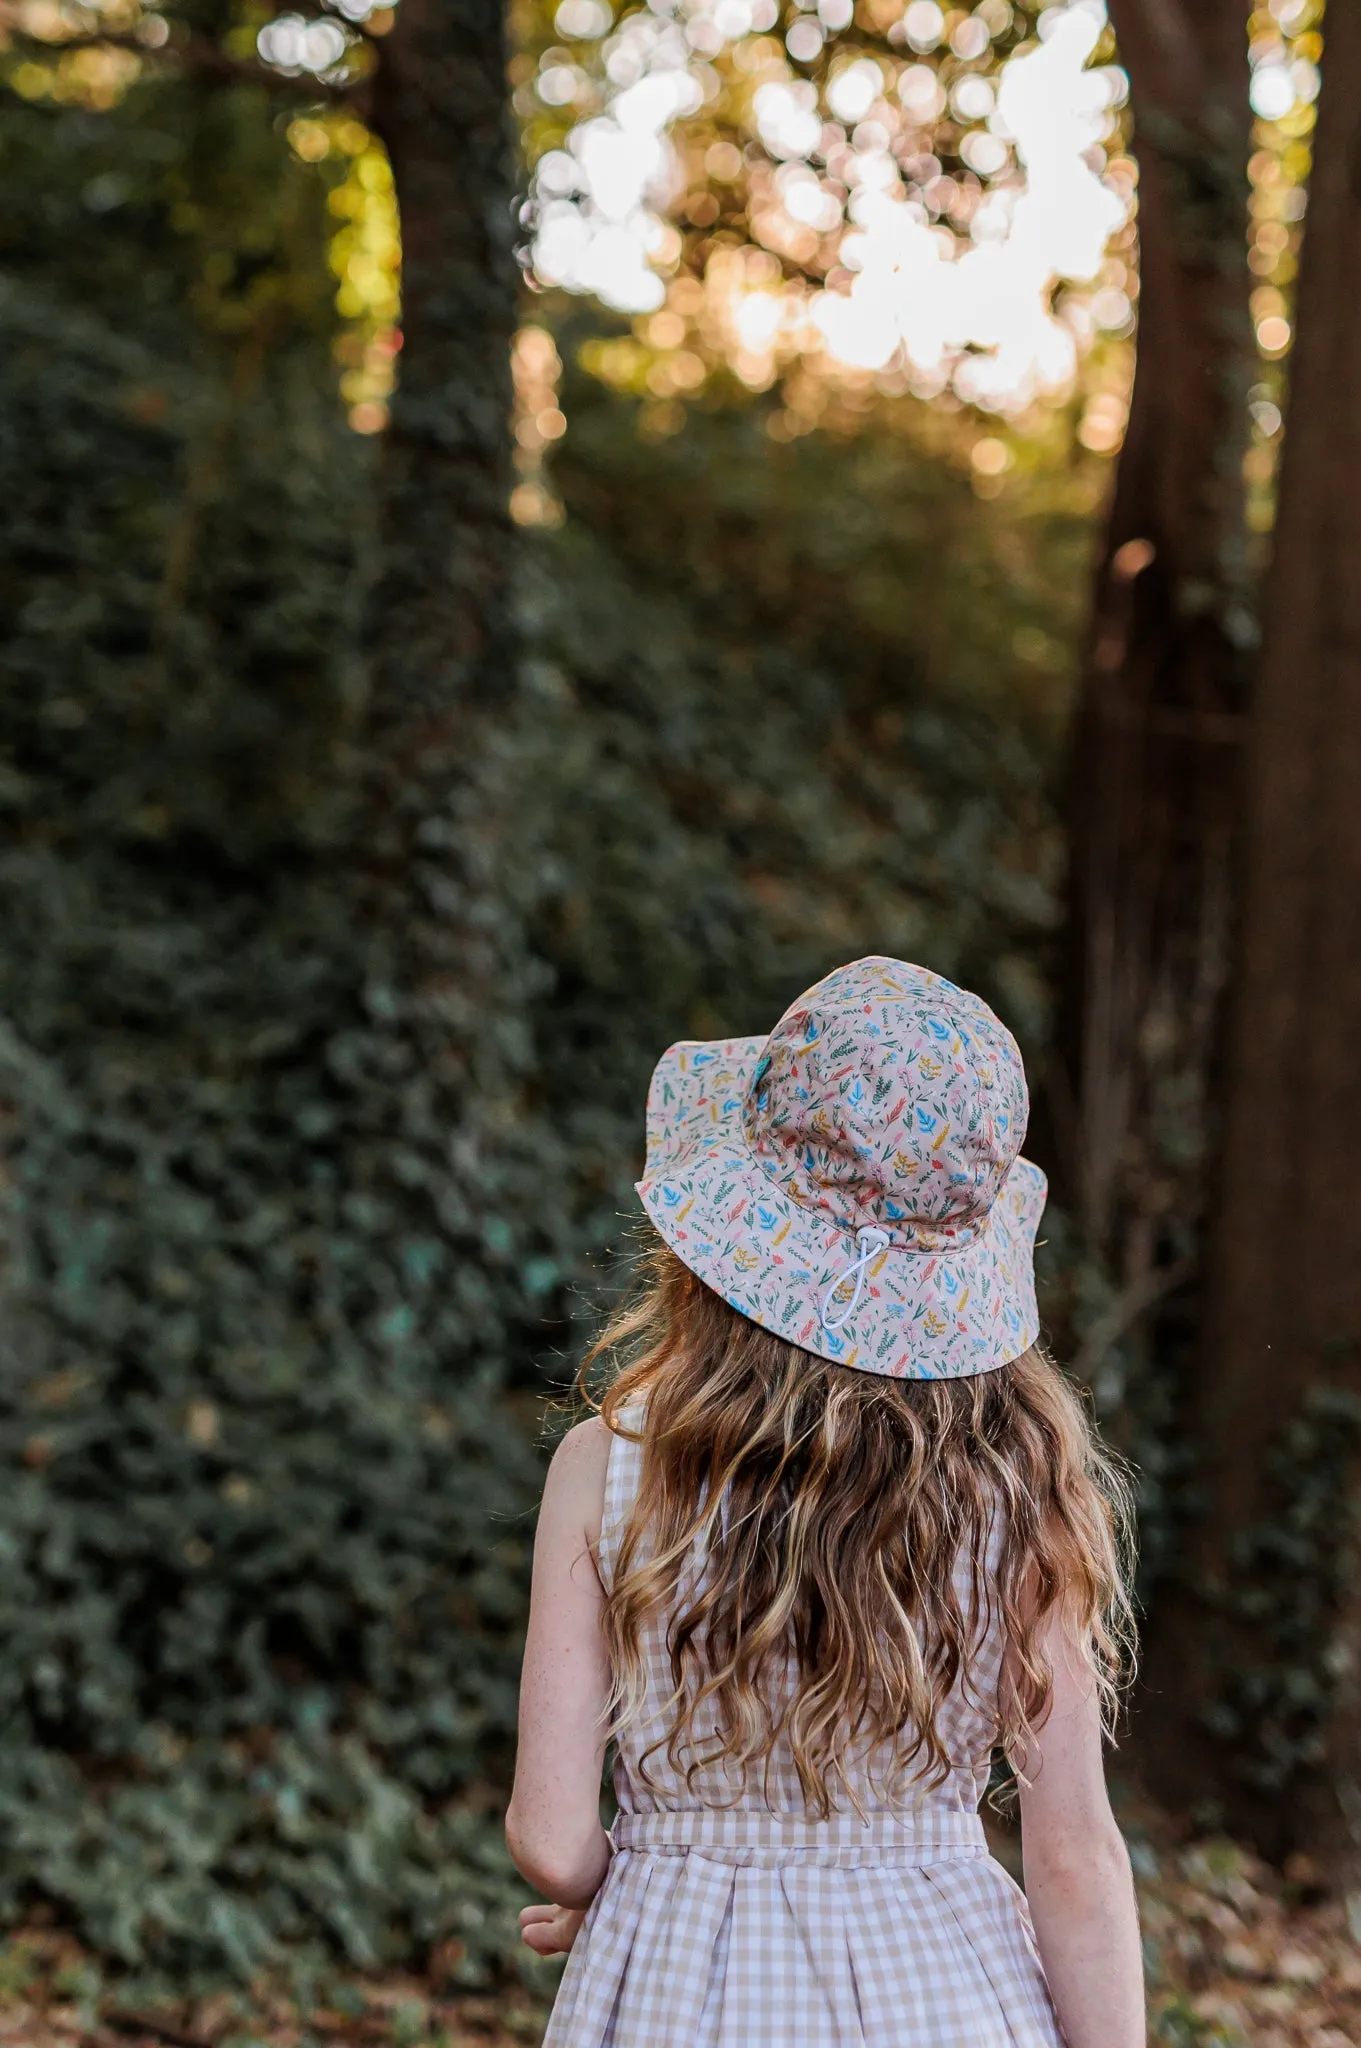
[
  {"left": 540, "top": 1429, "right": 1064, "bottom": 2048},
  {"left": 543, "top": 1853, "right": 660, "bottom": 2042},
  {"left": 922, "top": 1861, "right": 1060, "bottom": 2043},
  {"left": 776, "top": 1863, "right": 865, "bottom": 2048},
  {"left": 843, "top": 1870, "right": 956, "bottom": 2043},
  {"left": 613, "top": 1853, "right": 736, "bottom": 2046}
]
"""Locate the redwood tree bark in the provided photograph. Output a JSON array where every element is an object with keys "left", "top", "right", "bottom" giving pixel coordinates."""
[
  {"left": 1054, "top": 0, "right": 1253, "bottom": 1397},
  {"left": 368, "top": 0, "right": 519, "bottom": 714},
  {"left": 1141, "top": 4, "right": 1361, "bottom": 1861},
  {"left": 352, "top": 0, "right": 557, "bottom": 1309}
]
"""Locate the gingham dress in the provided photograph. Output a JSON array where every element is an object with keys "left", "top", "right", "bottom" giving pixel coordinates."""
[{"left": 541, "top": 1427, "right": 1063, "bottom": 2048}]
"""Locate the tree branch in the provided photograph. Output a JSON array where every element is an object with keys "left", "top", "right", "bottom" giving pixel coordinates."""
[
  {"left": 9, "top": 24, "right": 372, "bottom": 107},
  {"left": 1070, "top": 1258, "right": 1194, "bottom": 1386}
]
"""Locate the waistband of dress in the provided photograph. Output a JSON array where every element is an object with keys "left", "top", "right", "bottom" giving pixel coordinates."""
[{"left": 609, "top": 1805, "right": 987, "bottom": 1868}]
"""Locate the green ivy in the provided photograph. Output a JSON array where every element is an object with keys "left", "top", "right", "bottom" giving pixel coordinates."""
[
  {"left": 1199, "top": 1382, "right": 1361, "bottom": 1794},
  {"left": 0, "top": 46, "right": 1091, "bottom": 1984}
]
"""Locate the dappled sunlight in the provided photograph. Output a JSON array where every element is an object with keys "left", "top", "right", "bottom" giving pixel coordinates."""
[
  {"left": 1243, "top": 0, "right": 1322, "bottom": 539},
  {"left": 524, "top": 0, "right": 1133, "bottom": 418}
]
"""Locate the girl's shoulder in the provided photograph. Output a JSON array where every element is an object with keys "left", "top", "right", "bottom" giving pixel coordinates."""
[
  {"left": 551, "top": 1412, "right": 613, "bottom": 1470},
  {"left": 543, "top": 1416, "right": 613, "bottom": 1553}
]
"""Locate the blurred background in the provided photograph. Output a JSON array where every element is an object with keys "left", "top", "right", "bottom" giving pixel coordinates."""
[{"left": 1, "top": 0, "right": 1360, "bottom": 2042}]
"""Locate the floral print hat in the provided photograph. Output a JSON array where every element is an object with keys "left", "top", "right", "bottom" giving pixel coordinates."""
[{"left": 636, "top": 957, "right": 1047, "bottom": 1380}]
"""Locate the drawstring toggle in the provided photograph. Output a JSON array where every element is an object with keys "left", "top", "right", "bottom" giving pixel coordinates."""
[{"left": 820, "top": 1226, "right": 892, "bottom": 1333}]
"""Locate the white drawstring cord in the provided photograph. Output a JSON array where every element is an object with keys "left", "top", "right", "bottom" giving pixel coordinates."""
[{"left": 820, "top": 1225, "right": 892, "bottom": 1333}]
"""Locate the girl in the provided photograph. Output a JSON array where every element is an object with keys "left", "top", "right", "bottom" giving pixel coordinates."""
[{"left": 507, "top": 958, "right": 1144, "bottom": 2047}]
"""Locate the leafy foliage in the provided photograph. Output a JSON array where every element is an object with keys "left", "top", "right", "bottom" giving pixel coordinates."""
[
  {"left": 1198, "top": 1385, "right": 1361, "bottom": 1798},
  {"left": 0, "top": 28, "right": 1089, "bottom": 1990},
  {"left": 516, "top": 331, "right": 1088, "bottom": 1265},
  {"left": 0, "top": 56, "right": 546, "bottom": 1984}
]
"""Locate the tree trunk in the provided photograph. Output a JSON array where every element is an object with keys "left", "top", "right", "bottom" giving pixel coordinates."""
[
  {"left": 369, "top": 0, "right": 519, "bottom": 713},
  {"left": 1053, "top": 0, "right": 1252, "bottom": 1434},
  {"left": 1140, "top": 3, "right": 1361, "bottom": 1865},
  {"left": 352, "top": 0, "right": 545, "bottom": 1261}
]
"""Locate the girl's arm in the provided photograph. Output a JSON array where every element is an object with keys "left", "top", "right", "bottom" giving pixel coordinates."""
[
  {"left": 1015, "top": 1612, "right": 1145, "bottom": 2048},
  {"left": 506, "top": 1418, "right": 614, "bottom": 1913}
]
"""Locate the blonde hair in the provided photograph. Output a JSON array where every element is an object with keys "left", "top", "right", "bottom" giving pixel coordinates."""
[{"left": 579, "top": 1239, "right": 1136, "bottom": 1818}]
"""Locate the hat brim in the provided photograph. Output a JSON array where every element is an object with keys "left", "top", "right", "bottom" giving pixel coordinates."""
[{"left": 636, "top": 1036, "right": 1046, "bottom": 1381}]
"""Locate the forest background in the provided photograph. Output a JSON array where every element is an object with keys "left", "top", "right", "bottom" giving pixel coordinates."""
[{"left": 1, "top": 0, "right": 1361, "bottom": 2043}]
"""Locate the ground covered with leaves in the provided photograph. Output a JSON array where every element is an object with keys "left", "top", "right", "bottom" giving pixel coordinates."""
[
  {"left": 1135, "top": 1825, "right": 1361, "bottom": 2047},
  {"left": 1, "top": 1802, "right": 1358, "bottom": 2048},
  {"left": 0, "top": 1927, "right": 549, "bottom": 2048}
]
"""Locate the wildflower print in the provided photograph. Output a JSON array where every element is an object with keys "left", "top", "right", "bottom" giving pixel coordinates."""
[{"left": 635, "top": 957, "right": 1045, "bottom": 1381}]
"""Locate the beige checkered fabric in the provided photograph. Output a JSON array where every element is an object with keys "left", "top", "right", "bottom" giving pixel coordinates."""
[{"left": 542, "top": 1427, "right": 1062, "bottom": 2047}]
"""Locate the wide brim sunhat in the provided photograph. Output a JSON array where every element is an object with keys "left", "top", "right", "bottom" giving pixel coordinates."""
[{"left": 635, "top": 958, "right": 1047, "bottom": 1381}]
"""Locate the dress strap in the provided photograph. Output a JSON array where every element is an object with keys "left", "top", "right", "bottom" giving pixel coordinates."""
[{"left": 595, "top": 1410, "right": 645, "bottom": 1593}]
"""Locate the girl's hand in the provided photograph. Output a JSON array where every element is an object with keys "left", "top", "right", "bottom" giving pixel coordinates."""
[{"left": 519, "top": 1902, "right": 588, "bottom": 1956}]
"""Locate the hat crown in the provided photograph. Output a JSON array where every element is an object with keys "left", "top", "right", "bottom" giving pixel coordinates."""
[{"left": 743, "top": 958, "right": 1027, "bottom": 1245}]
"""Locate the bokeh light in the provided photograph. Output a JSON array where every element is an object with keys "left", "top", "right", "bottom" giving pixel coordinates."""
[
  {"left": 28, "top": 0, "right": 1320, "bottom": 473},
  {"left": 511, "top": 325, "right": 568, "bottom": 525},
  {"left": 526, "top": 0, "right": 1132, "bottom": 417},
  {"left": 282, "top": 114, "right": 405, "bottom": 434},
  {"left": 1242, "top": 0, "right": 1321, "bottom": 535},
  {"left": 257, "top": 12, "right": 351, "bottom": 74}
]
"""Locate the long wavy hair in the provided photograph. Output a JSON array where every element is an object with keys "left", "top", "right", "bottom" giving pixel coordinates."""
[{"left": 578, "top": 1238, "right": 1136, "bottom": 1818}]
